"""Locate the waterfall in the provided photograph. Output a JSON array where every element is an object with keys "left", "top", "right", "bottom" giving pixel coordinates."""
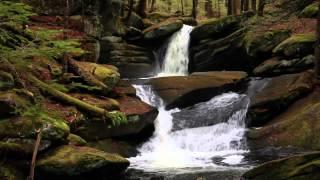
[
  {"left": 128, "top": 24, "right": 250, "bottom": 172},
  {"left": 130, "top": 86, "right": 249, "bottom": 171},
  {"left": 157, "top": 25, "right": 193, "bottom": 77}
]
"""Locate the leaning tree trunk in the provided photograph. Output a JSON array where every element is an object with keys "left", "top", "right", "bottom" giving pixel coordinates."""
[
  {"left": 136, "top": 0, "right": 147, "bottom": 18},
  {"left": 315, "top": 2, "right": 320, "bottom": 79},
  {"left": 192, "top": 0, "right": 198, "bottom": 19}
]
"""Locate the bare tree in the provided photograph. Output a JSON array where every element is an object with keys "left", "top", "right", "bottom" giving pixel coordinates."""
[
  {"left": 136, "top": 0, "right": 147, "bottom": 18},
  {"left": 126, "top": 0, "right": 134, "bottom": 21},
  {"left": 192, "top": 0, "right": 198, "bottom": 19},
  {"left": 181, "top": 0, "right": 184, "bottom": 15},
  {"left": 227, "top": 0, "right": 232, "bottom": 15},
  {"left": 205, "top": 0, "right": 214, "bottom": 17},
  {"left": 232, "top": 0, "right": 241, "bottom": 15},
  {"left": 251, "top": 0, "right": 257, "bottom": 13},
  {"left": 258, "top": 0, "right": 266, "bottom": 16},
  {"left": 316, "top": 2, "right": 320, "bottom": 79},
  {"left": 150, "top": 0, "right": 156, "bottom": 12}
]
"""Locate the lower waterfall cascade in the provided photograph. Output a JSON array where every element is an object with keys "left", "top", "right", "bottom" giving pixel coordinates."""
[{"left": 128, "top": 24, "right": 251, "bottom": 172}]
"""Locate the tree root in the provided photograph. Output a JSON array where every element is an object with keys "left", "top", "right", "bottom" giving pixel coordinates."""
[{"left": 27, "top": 74, "right": 127, "bottom": 125}]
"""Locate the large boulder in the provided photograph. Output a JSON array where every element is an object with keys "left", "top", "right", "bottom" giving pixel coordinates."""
[
  {"left": 243, "top": 152, "right": 320, "bottom": 180},
  {"left": 88, "top": 138, "right": 138, "bottom": 158},
  {"left": 244, "top": 30, "right": 291, "bottom": 59},
  {"left": 253, "top": 55, "right": 315, "bottom": 76},
  {"left": 191, "top": 15, "right": 241, "bottom": 42},
  {"left": 145, "top": 71, "right": 248, "bottom": 109},
  {"left": 0, "top": 115, "right": 70, "bottom": 142},
  {"left": 248, "top": 71, "right": 314, "bottom": 127},
  {"left": 36, "top": 145, "right": 129, "bottom": 177},
  {"left": 190, "top": 28, "right": 249, "bottom": 72},
  {"left": 273, "top": 33, "right": 316, "bottom": 58},
  {"left": 73, "top": 95, "right": 158, "bottom": 141},
  {"left": 142, "top": 19, "right": 183, "bottom": 40},
  {"left": 247, "top": 88, "right": 320, "bottom": 150}
]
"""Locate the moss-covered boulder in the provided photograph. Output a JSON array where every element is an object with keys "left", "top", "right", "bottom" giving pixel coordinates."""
[
  {"left": 0, "top": 91, "right": 30, "bottom": 117},
  {"left": 0, "top": 165, "right": 24, "bottom": 180},
  {"left": 88, "top": 138, "right": 138, "bottom": 158},
  {"left": 248, "top": 88, "right": 320, "bottom": 150},
  {"left": 244, "top": 30, "right": 291, "bottom": 59},
  {"left": 73, "top": 96, "right": 158, "bottom": 141},
  {"left": 299, "top": 2, "right": 319, "bottom": 18},
  {"left": 0, "top": 138, "right": 51, "bottom": 157},
  {"left": 243, "top": 152, "right": 320, "bottom": 180},
  {"left": 248, "top": 71, "right": 314, "bottom": 127},
  {"left": 36, "top": 145, "right": 129, "bottom": 177},
  {"left": 0, "top": 114, "right": 70, "bottom": 142},
  {"left": 143, "top": 19, "right": 183, "bottom": 40},
  {"left": 191, "top": 15, "right": 241, "bottom": 42},
  {"left": 273, "top": 33, "right": 316, "bottom": 58},
  {"left": 67, "top": 134, "right": 87, "bottom": 146},
  {"left": 253, "top": 55, "right": 315, "bottom": 76}
]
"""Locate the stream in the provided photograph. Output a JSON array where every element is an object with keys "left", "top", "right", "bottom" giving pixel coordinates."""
[{"left": 122, "top": 25, "right": 301, "bottom": 180}]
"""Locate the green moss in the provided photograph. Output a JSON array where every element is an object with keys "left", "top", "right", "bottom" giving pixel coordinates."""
[
  {"left": 0, "top": 107, "right": 70, "bottom": 141},
  {"left": 0, "top": 165, "right": 24, "bottom": 180},
  {"left": 273, "top": 33, "right": 316, "bottom": 57},
  {"left": 299, "top": 2, "right": 319, "bottom": 18},
  {"left": 36, "top": 145, "right": 129, "bottom": 176},
  {"left": 244, "top": 30, "right": 291, "bottom": 58},
  {"left": 67, "top": 134, "right": 87, "bottom": 146},
  {"left": 0, "top": 1, "right": 35, "bottom": 24},
  {"left": 108, "top": 111, "right": 128, "bottom": 127}
]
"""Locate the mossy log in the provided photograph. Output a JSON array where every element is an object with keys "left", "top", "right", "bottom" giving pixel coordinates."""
[{"left": 28, "top": 74, "right": 127, "bottom": 126}]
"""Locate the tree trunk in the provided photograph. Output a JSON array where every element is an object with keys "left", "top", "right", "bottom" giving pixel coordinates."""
[
  {"left": 192, "top": 0, "right": 198, "bottom": 19},
  {"left": 232, "top": 0, "right": 241, "bottom": 15},
  {"left": 150, "top": 0, "right": 156, "bottom": 12},
  {"left": 315, "top": 2, "right": 320, "bottom": 79},
  {"left": 181, "top": 0, "right": 184, "bottom": 15},
  {"left": 126, "top": 0, "right": 134, "bottom": 21},
  {"left": 252, "top": 0, "right": 257, "bottom": 13},
  {"left": 258, "top": 0, "right": 266, "bottom": 16},
  {"left": 243, "top": 0, "right": 249, "bottom": 11},
  {"left": 136, "top": 0, "right": 147, "bottom": 18},
  {"left": 205, "top": 0, "right": 213, "bottom": 17},
  {"left": 227, "top": 0, "right": 232, "bottom": 15}
]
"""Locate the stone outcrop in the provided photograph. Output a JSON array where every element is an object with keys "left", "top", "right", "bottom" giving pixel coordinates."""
[
  {"left": 144, "top": 71, "right": 248, "bottom": 109},
  {"left": 248, "top": 71, "right": 314, "bottom": 127},
  {"left": 243, "top": 152, "right": 320, "bottom": 180},
  {"left": 99, "top": 36, "right": 156, "bottom": 78}
]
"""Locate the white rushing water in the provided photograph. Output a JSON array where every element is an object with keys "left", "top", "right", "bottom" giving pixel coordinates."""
[
  {"left": 157, "top": 25, "right": 193, "bottom": 77},
  {"left": 128, "top": 24, "right": 250, "bottom": 172}
]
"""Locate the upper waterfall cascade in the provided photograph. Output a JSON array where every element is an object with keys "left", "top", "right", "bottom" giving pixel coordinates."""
[{"left": 157, "top": 24, "right": 194, "bottom": 77}]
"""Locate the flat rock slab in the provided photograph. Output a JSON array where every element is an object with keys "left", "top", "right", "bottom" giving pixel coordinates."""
[
  {"left": 248, "top": 70, "right": 314, "bottom": 127},
  {"left": 243, "top": 152, "right": 320, "bottom": 180},
  {"left": 144, "top": 71, "right": 248, "bottom": 109}
]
